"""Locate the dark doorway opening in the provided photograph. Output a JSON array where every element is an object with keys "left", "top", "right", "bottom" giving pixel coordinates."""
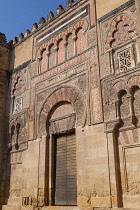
[{"left": 54, "top": 132, "right": 77, "bottom": 206}]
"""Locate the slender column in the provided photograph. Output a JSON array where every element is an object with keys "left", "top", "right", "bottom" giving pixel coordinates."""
[
  {"left": 128, "top": 92, "right": 136, "bottom": 124},
  {"left": 46, "top": 49, "right": 50, "bottom": 71},
  {"left": 54, "top": 43, "right": 58, "bottom": 66},
  {"left": 37, "top": 56, "right": 41, "bottom": 74},
  {"left": 72, "top": 31, "right": 77, "bottom": 56},
  {"left": 115, "top": 99, "right": 121, "bottom": 119},
  {"left": 63, "top": 36, "right": 67, "bottom": 61}
]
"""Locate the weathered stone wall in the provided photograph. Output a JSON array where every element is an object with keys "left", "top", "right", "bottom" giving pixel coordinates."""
[
  {"left": 98, "top": 0, "right": 140, "bottom": 208},
  {"left": 76, "top": 124, "right": 111, "bottom": 208},
  {"left": 9, "top": 37, "right": 32, "bottom": 70},
  {"left": 96, "top": 0, "right": 129, "bottom": 19},
  {"left": 0, "top": 35, "right": 10, "bottom": 205}
]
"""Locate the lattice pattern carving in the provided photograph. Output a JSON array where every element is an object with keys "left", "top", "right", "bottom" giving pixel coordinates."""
[
  {"left": 118, "top": 48, "right": 133, "bottom": 72},
  {"left": 15, "top": 98, "right": 22, "bottom": 113}
]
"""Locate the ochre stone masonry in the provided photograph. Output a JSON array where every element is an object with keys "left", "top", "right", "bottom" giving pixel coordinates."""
[{"left": 0, "top": 0, "right": 140, "bottom": 209}]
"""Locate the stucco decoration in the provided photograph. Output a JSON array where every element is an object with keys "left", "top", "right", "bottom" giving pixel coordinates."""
[
  {"left": 38, "top": 86, "right": 86, "bottom": 137},
  {"left": 105, "top": 13, "right": 139, "bottom": 51}
]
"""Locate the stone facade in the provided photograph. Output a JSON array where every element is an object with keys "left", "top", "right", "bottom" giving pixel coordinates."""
[{"left": 0, "top": 0, "right": 140, "bottom": 210}]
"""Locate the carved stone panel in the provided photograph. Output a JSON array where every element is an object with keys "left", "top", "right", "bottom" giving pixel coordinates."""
[
  {"left": 9, "top": 109, "right": 28, "bottom": 152},
  {"left": 49, "top": 102, "right": 76, "bottom": 134}
]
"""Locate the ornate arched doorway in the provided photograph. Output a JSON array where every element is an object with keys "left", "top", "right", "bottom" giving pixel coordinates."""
[
  {"left": 38, "top": 86, "right": 86, "bottom": 206},
  {"left": 48, "top": 102, "right": 77, "bottom": 206}
]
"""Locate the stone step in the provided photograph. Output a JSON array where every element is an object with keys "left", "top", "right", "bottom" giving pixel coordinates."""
[
  {"left": 42, "top": 207, "right": 92, "bottom": 210},
  {"left": 2, "top": 206, "right": 93, "bottom": 210},
  {"left": 2, "top": 206, "right": 140, "bottom": 210}
]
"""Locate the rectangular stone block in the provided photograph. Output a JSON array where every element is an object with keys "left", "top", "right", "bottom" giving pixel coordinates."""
[
  {"left": 2, "top": 206, "right": 20, "bottom": 210},
  {"left": 21, "top": 206, "right": 34, "bottom": 210},
  {"left": 91, "top": 196, "right": 111, "bottom": 207}
]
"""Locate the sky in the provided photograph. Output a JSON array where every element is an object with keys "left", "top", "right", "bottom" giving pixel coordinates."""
[{"left": 0, "top": 0, "right": 68, "bottom": 42}]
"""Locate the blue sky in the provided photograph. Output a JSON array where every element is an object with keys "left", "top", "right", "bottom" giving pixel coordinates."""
[{"left": 0, "top": 0, "right": 67, "bottom": 42}]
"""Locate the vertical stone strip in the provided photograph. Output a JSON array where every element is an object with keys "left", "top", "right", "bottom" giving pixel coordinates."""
[
  {"left": 135, "top": 0, "right": 140, "bottom": 29},
  {"left": 90, "top": 48, "right": 103, "bottom": 124},
  {"left": 0, "top": 34, "right": 10, "bottom": 205},
  {"left": 29, "top": 85, "right": 35, "bottom": 140}
]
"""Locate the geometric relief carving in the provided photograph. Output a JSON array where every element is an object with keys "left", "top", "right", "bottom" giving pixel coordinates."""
[
  {"left": 113, "top": 43, "right": 135, "bottom": 74},
  {"left": 91, "top": 88, "right": 102, "bottom": 123},
  {"left": 39, "top": 86, "right": 86, "bottom": 137},
  {"left": 15, "top": 98, "right": 22, "bottom": 113},
  {"left": 118, "top": 48, "right": 133, "bottom": 72}
]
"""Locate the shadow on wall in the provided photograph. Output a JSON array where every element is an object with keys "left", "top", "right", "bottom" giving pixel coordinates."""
[{"left": 0, "top": 45, "right": 16, "bottom": 206}]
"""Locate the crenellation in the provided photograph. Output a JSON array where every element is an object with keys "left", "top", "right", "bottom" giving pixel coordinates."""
[
  {"left": 66, "top": 0, "right": 74, "bottom": 8},
  {"left": 31, "top": 23, "right": 38, "bottom": 32},
  {"left": 38, "top": 17, "right": 46, "bottom": 27},
  {"left": 0, "top": 33, "right": 7, "bottom": 44},
  {"left": 9, "top": 0, "right": 87, "bottom": 47},
  {"left": 24, "top": 30, "right": 30, "bottom": 38},
  {"left": 46, "top": 11, "right": 54, "bottom": 22},
  {"left": 56, "top": 5, "right": 64, "bottom": 16},
  {"left": 13, "top": 37, "right": 18, "bottom": 45},
  {"left": 18, "top": 33, "right": 24, "bottom": 42}
]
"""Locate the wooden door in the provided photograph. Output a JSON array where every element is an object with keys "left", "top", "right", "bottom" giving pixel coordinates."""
[{"left": 54, "top": 133, "right": 77, "bottom": 205}]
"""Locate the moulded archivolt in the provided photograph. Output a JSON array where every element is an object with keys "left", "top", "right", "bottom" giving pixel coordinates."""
[
  {"left": 38, "top": 86, "right": 87, "bottom": 137},
  {"left": 105, "top": 13, "right": 139, "bottom": 51}
]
